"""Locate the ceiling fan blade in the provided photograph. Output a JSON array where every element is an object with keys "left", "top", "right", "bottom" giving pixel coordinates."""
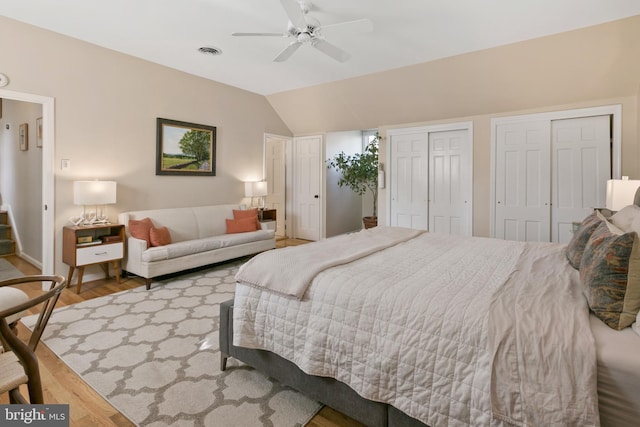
[
  {"left": 320, "top": 18, "right": 373, "bottom": 37},
  {"left": 312, "top": 39, "right": 351, "bottom": 62},
  {"left": 280, "top": 0, "right": 308, "bottom": 29},
  {"left": 232, "top": 32, "right": 287, "bottom": 37},
  {"left": 273, "top": 41, "right": 302, "bottom": 62}
]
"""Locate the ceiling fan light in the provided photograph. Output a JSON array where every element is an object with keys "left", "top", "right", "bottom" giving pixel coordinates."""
[{"left": 297, "top": 32, "right": 311, "bottom": 43}]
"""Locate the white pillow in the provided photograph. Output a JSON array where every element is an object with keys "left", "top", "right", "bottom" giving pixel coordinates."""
[{"left": 610, "top": 205, "right": 640, "bottom": 232}]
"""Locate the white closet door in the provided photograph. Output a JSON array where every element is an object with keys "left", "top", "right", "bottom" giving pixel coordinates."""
[
  {"left": 495, "top": 120, "right": 551, "bottom": 242},
  {"left": 551, "top": 115, "right": 611, "bottom": 243},
  {"left": 389, "top": 132, "right": 429, "bottom": 229},
  {"left": 265, "top": 135, "right": 288, "bottom": 237},
  {"left": 293, "top": 135, "right": 322, "bottom": 241},
  {"left": 428, "top": 129, "right": 472, "bottom": 235}
]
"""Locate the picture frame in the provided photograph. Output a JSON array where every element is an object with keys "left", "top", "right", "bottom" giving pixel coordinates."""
[
  {"left": 36, "top": 117, "right": 43, "bottom": 148},
  {"left": 156, "top": 118, "right": 216, "bottom": 176},
  {"left": 19, "top": 123, "right": 28, "bottom": 151}
]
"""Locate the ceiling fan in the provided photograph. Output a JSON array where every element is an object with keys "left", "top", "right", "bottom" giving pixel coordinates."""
[{"left": 232, "top": 0, "right": 373, "bottom": 62}]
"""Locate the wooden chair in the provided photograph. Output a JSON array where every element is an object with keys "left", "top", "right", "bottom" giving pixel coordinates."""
[{"left": 0, "top": 275, "right": 67, "bottom": 404}]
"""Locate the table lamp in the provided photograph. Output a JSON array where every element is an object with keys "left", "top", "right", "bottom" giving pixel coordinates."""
[{"left": 73, "top": 180, "right": 117, "bottom": 225}]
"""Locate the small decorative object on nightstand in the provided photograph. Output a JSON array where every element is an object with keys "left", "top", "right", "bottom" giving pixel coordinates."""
[{"left": 62, "top": 224, "right": 125, "bottom": 293}]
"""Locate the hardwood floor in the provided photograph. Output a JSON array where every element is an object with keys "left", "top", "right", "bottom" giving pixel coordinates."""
[{"left": 0, "top": 240, "right": 365, "bottom": 427}]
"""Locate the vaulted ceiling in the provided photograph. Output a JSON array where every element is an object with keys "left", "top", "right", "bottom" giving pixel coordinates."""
[{"left": 2, "top": 0, "right": 640, "bottom": 95}]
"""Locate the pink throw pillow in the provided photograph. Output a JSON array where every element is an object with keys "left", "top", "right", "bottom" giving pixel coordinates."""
[
  {"left": 233, "top": 208, "right": 261, "bottom": 229},
  {"left": 150, "top": 226, "right": 172, "bottom": 247},
  {"left": 128, "top": 217, "right": 153, "bottom": 248},
  {"left": 226, "top": 217, "right": 259, "bottom": 234}
]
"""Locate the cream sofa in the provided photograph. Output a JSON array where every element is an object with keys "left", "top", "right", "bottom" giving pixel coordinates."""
[{"left": 118, "top": 204, "right": 275, "bottom": 289}]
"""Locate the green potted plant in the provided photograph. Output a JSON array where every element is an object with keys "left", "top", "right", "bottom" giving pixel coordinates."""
[{"left": 327, "top": 133, "right": 380, "bottom": 228}]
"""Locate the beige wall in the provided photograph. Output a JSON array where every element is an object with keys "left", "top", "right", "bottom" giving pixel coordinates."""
[
  {"left": 0, "top": 16, "right": 291, "bottom": 278},
  {"left": 268, "top": 15, "right": 640, "bottom": 237}
]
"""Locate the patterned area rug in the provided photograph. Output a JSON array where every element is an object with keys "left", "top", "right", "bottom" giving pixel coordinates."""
[{"left": 22, "top": 259, "right": 321, "bottom": 426}]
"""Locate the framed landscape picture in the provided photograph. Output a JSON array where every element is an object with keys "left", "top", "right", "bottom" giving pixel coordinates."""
[{"left": 156, "top": 118, "right": 216, "bottom": 176}]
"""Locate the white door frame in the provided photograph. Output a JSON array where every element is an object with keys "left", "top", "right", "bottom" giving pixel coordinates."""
[
  {"left": 386, "top": 121, "right": 474, "bottom": 232},
  {"left": 263, "top": 133, "right": 292, "bottom": 237},
  {"left": 0, "top": 88, "right": 55, "bottom": 278},
  {"left": 490, "top": 104, "right": 622, "bottom": 238}
]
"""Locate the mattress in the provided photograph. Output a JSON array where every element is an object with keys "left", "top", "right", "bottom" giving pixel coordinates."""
[{"left": 591, "top": 314, "right": 640, "bottom": 427}]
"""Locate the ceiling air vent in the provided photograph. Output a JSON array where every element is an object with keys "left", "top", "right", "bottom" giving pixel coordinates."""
[{"left": 198, "top": 46, "right": 222, "bottom": 56}]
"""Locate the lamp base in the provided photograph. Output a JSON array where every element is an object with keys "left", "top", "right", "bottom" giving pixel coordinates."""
[{"left": 89, "top": 218, "right": 111, "bottom": 225}]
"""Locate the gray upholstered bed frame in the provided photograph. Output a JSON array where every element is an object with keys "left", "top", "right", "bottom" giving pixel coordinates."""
[{"left": 219, "top": 299, "right": 428, "bottom": 427}]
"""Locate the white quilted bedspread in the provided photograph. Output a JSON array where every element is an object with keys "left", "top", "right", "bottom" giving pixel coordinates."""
[{"left": 233, "top": 231, "right": 599, "bottom": 426}]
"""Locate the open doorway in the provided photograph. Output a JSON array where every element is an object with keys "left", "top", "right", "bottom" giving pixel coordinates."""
[
  {"left": 0, "top": 88, "right": 55, "bottom": 275},
  {"left": 264, "top": 134, "right": 290, "bottom": 238}
]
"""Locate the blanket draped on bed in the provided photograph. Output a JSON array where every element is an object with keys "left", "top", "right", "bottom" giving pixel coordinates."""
[
  {"left": 233, "top": 230, "right": 599, "bottom": 426},
  {"left": 235, "top": 226, "right": 424, "bottom": 299}
]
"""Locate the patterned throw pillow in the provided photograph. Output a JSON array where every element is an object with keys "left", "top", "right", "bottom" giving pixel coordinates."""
[
  {"left": 580, "top": 221, "right": 640, "bottom": 330},
  {"left": 566, "top": 212, "right": 602, "bottom": 269}
]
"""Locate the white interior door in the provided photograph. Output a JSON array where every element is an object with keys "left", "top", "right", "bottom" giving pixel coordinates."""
[
  {"left": 495, "top": 120, "right": 551, "bottom": 242},
  {"left": 389, "top": 132, "right": 429, "bottom": 229},
  {"left": 265, "top": 134, "right": 288, "bottom": 237},
  {"left": 293, "top": 135, "right": 322, "bottom": 241},
  {"left": 428, "top": 129, "right": 472, "bottom": 235},
  {"left": 551, "top": 115, "right": 611, "bottom": 243}
]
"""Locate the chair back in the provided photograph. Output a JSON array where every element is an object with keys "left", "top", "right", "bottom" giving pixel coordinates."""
[{"left": 0, "top": 275, "right": 67, "bottom": 403}]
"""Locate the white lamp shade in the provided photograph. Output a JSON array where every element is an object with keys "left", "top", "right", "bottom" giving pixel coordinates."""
[
  {"left": 244, "top": 182, "right": 254, "bottom": 197},
  {"left": 74, "top": 181, "right": 117, "bottom": 205},
  {"left": 606, "top": 179, "right": 640, "bottom": 211},
  {"left": 253, "top": 181, "right": 268, "bottom": 197},
  {"left": 244, "top": 181, "right": 268, "bottom": 197}
]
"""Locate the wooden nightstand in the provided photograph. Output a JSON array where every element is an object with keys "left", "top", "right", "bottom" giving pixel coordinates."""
[
  {"left": 258, "top": 208, "right": 276, "bottom": 231},
  {"left": 62, "top": 224, "right": 125, "bottom": 293}
]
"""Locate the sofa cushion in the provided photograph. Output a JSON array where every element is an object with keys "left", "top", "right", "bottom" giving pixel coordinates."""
[
  {"left": 129, "top": 217, "right": 153, "bottom": 248},
  {"left": 226, "top": 217, "right": 259, "bottom": 234},
  {"left": 216, "top": 230, "right": 276, "bottom": 247},
  {"left": 191, "top": 205, "right": 239, "bottom": 238},
  {"left": 142, "top": 237, "right": 223, "bottom": 262},
  {"left": 140, "top": 231, "right": 275, "bottom": 262},
  {"left": 150, "top": 226, "right": 172, "bottom": 247}
]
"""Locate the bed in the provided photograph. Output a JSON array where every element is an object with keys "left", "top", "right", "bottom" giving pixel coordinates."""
[{"left": 220, "top": 209, "right": 640, "bottom": 426}]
